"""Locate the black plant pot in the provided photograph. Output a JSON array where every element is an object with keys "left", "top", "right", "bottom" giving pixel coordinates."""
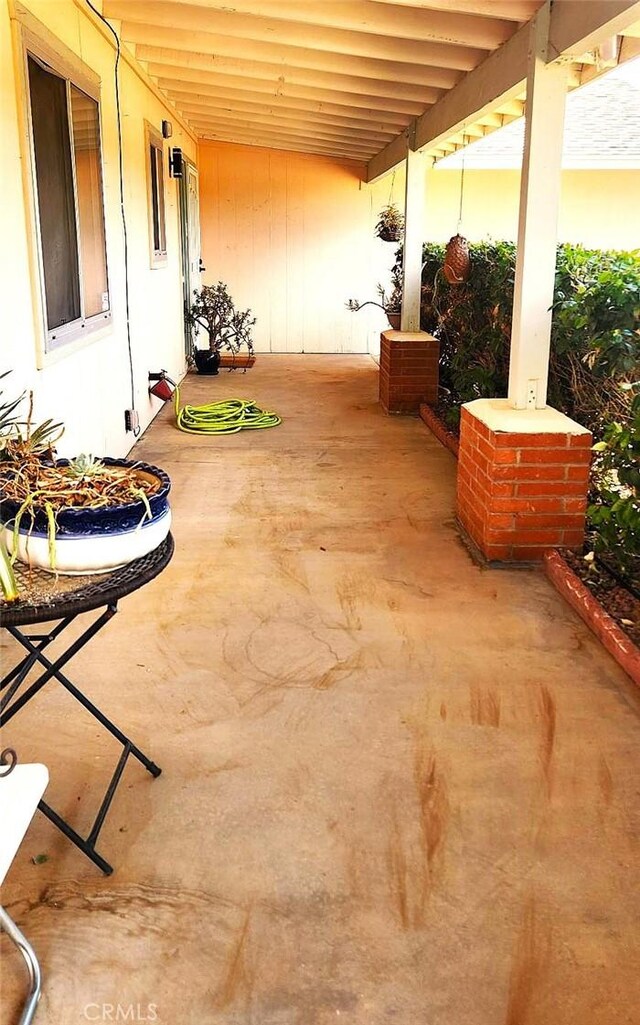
[{"left": 194, "top": 349, "right": 221, "bottom": 375}]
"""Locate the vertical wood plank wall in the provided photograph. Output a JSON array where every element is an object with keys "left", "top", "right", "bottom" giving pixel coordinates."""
[
  {"left": 198, "top": 141, "right": 389, "bottom": 354},
  {"left": 197, "top": 140, "right": 639, "bottom": 357}
]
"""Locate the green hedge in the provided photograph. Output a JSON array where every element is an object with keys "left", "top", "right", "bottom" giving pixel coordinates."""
[{"left": 392, "top": 241, "right": 640, "bottom": 579}]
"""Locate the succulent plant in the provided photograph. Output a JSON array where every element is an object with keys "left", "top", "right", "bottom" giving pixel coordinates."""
[{"left": 67, "top": 453, "right": 108, "bottom": 479}]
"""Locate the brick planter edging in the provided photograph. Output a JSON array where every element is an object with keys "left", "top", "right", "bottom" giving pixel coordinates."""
[
  {"left": 544, "top": 549, "right": 640, "bottom": 688},
  {"left": 419, "top": 404, "right": 460, "bottom": 457}
]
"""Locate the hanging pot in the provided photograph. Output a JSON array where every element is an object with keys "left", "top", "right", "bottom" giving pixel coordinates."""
[
  {"left": 377, "top": 226, "right": 403, "bottom": 243},
  {"left": 443, "top": 234, "right": 470, "bottom": 286}
]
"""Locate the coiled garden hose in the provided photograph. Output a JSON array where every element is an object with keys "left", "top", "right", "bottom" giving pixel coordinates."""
[{"left": 174, "top": 388, "right": 281, "bottom": 435}]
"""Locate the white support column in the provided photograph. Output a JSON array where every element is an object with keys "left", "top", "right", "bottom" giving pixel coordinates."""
[
  {"left": 400, "top": 146, "right": 428, "bottom": 332},
  {"left": 507, "top": 6, "right": 570, "bottom": 409}
]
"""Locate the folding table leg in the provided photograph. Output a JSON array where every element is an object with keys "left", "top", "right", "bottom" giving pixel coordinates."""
[
  {"left": 1, "top": 608, "right": 161, "bottom": 875},
  {"left": 0, "top": 904, "right": 42, "bottom": 1025},
  {"left": 36, "top": 800, "right": 114, "bottom": 876}
]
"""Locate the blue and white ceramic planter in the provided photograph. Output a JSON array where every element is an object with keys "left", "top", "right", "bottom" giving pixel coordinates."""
[{"left": 1, "top": 459, "right": 171, "bottom": 575}]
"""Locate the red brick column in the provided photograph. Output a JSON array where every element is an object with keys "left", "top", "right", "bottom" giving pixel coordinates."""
[
  {"left": 456, "top": 399, "right": 592, "bottom": 563},
  {"left": 379, "top": 330, "right": 439, "bottom": 415}
]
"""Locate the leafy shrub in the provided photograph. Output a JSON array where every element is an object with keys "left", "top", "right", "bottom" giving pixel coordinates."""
[
  {"left": 395, "top": 241, "right": 640, "bottom": 433},
  {"left": 396, "top": 240, "right": 640, "bottom": 580},
  {"left": 551, "top": 247, "right": 640, "bottom": 431},
  {"left": 589, "top": 382, "right": 640, "bottom": 580}
]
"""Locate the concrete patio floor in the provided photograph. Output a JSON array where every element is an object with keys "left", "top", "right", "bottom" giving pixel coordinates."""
[{"left": 2, "top": 355, "right": 640, "bottom": 1025}]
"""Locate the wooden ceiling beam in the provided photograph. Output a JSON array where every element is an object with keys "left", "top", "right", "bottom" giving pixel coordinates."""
[
  {"left": 410, "top": 27, "right": 529, "bottom": 157},
  {"left": 457, "top": 124, "right": 487, "bottom": 139},
  {"left": 496, "top": 99, "right": 526, "bottom": 117},
  {"left": 133, "top": 42, "right": 461, "bottom": 91},
  {"left": 144, "top": 0, "right": 516, "bottom": 50},
  {"left": 476, "top": 111, "right": 506, "bottom": 128},
  {"left": 190, "top": 128, "right": 380, "bottom": 158},
  {"left": 142, "top": 53, "right": 445, "bottom": 101},
  {"left": 153, "top": 73, "right": 430, "bottom": 117},
  {"left": 197, "top": 134, "right": 367, "bottom": 163},
  {"left": 368, "top": 0, "right": 540, "bottom": 21},
  {"left": 147, "top": 63, "right": 438, "bottom": 110},
  {"left": 162, "top": 90, "right": 406, "bottom": 135},
  {"left": 188, "top": 116, "right": 375, "bottom": 149},
  {"left": 161, "top": 84, "right": 412, "bottom": 127},
  {"left": 176, "top": 104, "right": 393, "bottom": 144},
  {"left": 194, "top": 125, "right": 374, "bottom": 158},
  {"left": 106, "top": 1, "right": 487, "bottom": 70},
  {"left": 548, "top": 0, "right": 640, "bottom": 58},
  {"left": 367, "top": 17, "right": 529, "bottom": 180},
  {"left": 366, "top": 0, "right": 632, "bottom": 182}
]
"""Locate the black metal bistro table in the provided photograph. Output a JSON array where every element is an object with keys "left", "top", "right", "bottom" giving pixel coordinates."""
[{"left": 0, "top": 534, "right": 174, "bottom": 875}]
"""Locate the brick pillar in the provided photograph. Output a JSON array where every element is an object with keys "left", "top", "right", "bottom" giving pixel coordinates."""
[
  {"left": 379, "top": 330, "right": 439, "bottom": 415},
  {"left": 456, "top": 399, "right": 592, "bottom": 563}
]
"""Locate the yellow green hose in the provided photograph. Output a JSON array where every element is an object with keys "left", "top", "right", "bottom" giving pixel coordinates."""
[{"left": 174, "top": 388, "right": 281, "bottom": 435}]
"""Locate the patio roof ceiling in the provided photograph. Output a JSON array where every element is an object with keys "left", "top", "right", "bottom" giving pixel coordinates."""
[{"left": 102, "top": 0, "right": 640, "bottom": 175}]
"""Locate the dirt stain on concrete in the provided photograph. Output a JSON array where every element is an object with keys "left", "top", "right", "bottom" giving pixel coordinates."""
[
  {"left": 537, "top": 685, "right": 557, "bottom": 794},
  {"left": 415, "top": 747, "right": 449, "bottom": 875},
  {"left": 598, "top": 754, "right": 613, "bottom": 807},
  {"left": 386, "top": 728, "right": 450, "bottom": 930},
  {"left": 215, "top": 906, "right": 254, "bottom": 1010},
  {"left": 386, "top": 811, "right": 411, "bottom": 929},
  {"left": 336, "top": 574, "right": 364, "bottom": 632},
  {"left": 504, "top": 897, "right": 550, "bottom": 1025},
  {"left": 470, "top": 685, "right": 501, "bottom": 727}
]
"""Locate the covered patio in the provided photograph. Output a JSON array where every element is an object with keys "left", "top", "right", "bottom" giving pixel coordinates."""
[
  {"left": 2, "top": 1, "right": 640, "bottom": 1022},
  {"left": 3, "top": 356, "right": 640, "bottom": 1023}
]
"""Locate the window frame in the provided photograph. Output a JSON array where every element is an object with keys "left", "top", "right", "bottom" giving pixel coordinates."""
[
  {"left": 145, "top": 122, "right": 168, "bottom": 268},
  {"left": 19, "top": 26, "right": 111, "bottom": 357}
]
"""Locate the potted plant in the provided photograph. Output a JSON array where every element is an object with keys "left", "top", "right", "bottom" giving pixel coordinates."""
[
  {"left": 0, "top": 531, "right": 17, "bottom": 601},
  {"left": 375, "top": 203, "right": 405, "bottom": 242},
  {"left": 188, "top": 282, "right": 256, "bottom": 375},
  {"left": 0, "top": 383, "right": 171, "bottom": 578},
  {"left": 346, "top": 283, "right": 402, "bottom": 330}
]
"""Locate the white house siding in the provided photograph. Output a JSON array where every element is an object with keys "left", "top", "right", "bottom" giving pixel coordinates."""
[{"left": 0, "top": 0, "right": 196, "bottom": 458}]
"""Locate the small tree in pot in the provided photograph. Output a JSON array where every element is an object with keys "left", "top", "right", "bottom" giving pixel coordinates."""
[{"left": 188, "top": 282, "right": 256, "bottom": 375}]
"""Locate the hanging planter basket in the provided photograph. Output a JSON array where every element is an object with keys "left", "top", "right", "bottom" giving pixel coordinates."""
[
  {"left": 375, "top": 203, "right": 405, "bottom": 243},
  {"left": 377, "top": 225, "right": 403, "bottom": 243},
  {"left": 443, "top": 234, "right": 470, "bottom": 286}
]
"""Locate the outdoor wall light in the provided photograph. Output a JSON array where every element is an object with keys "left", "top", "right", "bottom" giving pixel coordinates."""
[
  {"left": 169, "top": 147, "right": 183, "bottom": 178},
  {"left": 149, "top": 370, "right": 176, "bottom": 402},
  {"left": 162, "top": 119, "right": 173, "bottom": 139}
]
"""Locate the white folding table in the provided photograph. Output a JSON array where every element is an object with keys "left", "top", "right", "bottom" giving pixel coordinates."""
[{"left": 0, "top": 759, "right": 49, "bottom": 1025}]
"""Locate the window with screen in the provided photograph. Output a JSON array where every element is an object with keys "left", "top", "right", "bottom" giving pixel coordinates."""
[
  {"left": 27, "top": 53, "right": 110, "bottom": 349},
  {"left": 147, "top": 127, "right": 167, "bottom": 264}
]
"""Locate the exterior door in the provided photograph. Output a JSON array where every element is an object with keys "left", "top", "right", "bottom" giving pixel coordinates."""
[{"left": 179, "top": 160, "right": 202, "bottom": 358}]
